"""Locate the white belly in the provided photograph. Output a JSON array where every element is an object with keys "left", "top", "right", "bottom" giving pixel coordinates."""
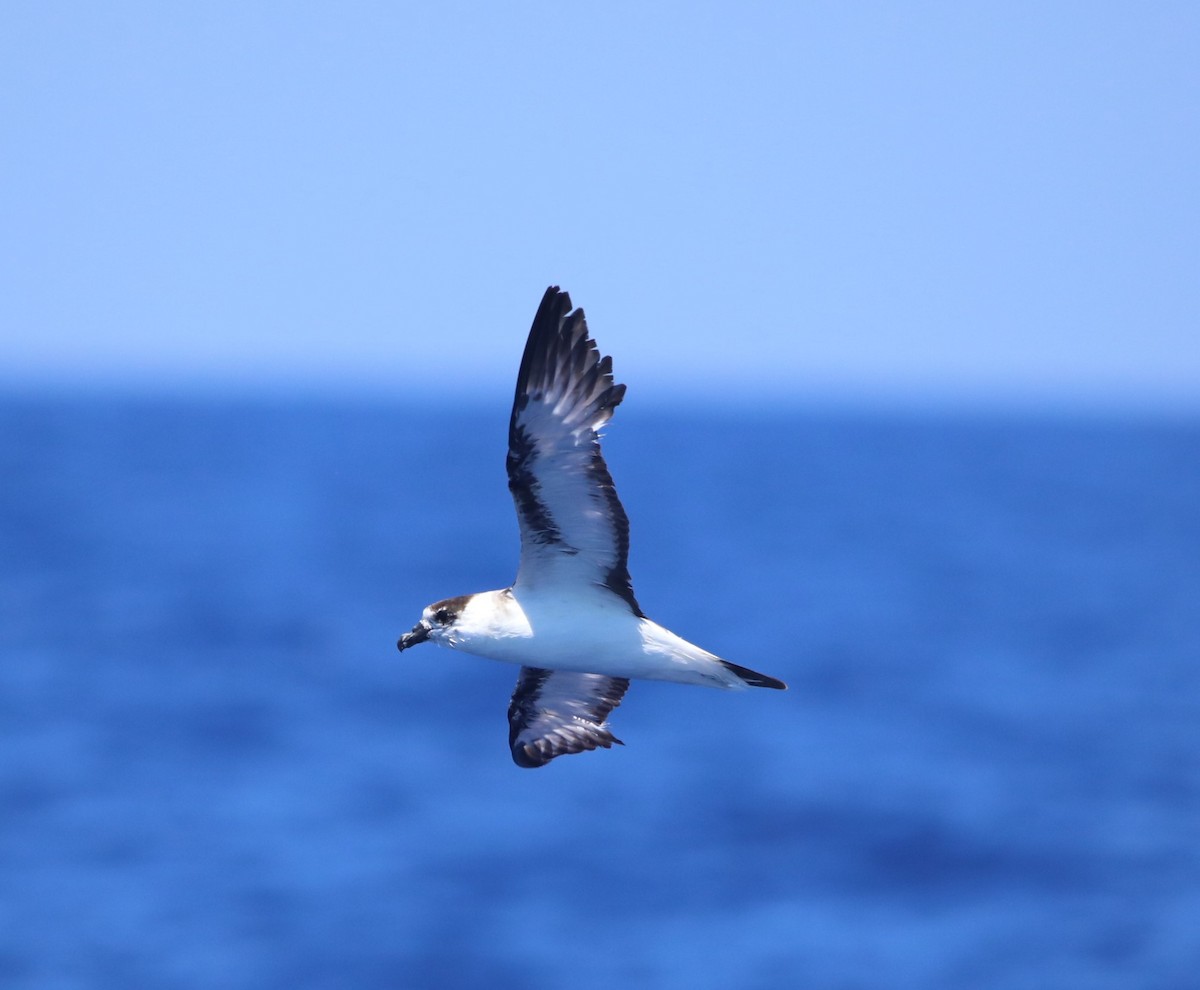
[{"left": 444, "top": 589, "right": 739, "bottom": 688}]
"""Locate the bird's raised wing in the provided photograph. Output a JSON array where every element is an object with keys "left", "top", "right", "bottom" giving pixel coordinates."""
[
  {"left": 507, "top": 666, "right": 630, "bottom": 767},
  {"left": 507, "top": 286, "right": 641, "bottom": 614}
]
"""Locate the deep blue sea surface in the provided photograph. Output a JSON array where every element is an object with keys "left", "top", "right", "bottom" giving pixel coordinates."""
[{"left": 2, "top": 395, "right": 1198, "bottom": 989}]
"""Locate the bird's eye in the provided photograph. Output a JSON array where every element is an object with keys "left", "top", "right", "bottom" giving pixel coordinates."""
[{"left": 433, "top": 609, "right": 451, "bottom": 625}]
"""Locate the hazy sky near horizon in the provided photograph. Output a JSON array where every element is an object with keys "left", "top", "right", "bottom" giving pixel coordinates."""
[{"left": 2, "top": 3, "right": 1197, "bottom": 409}]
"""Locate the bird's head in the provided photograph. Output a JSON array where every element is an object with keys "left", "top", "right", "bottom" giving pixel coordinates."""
[{"left": 396, "top": 594, "right": 472, "bottom": 652}]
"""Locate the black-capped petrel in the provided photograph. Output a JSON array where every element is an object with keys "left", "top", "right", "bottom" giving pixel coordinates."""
[{"left": 397, "top": 286, "right": 786, "bottom": 767}]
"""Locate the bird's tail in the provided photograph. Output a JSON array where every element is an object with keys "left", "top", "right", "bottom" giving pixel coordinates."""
[{"left": 719, "top": 659, "right": 787, "bottom": 690}]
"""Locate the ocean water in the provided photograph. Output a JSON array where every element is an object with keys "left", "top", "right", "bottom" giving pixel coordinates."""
[{"left": 1, "top": 394, "right": 1198, "bottom": 989}]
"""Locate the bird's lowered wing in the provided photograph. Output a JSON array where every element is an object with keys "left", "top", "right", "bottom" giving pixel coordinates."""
[
  {"left": 508, "top": 666, "right": 630, "bottom": 768},
  {"left": 507, "top": 286, "right": 642, "bottom": 615}
]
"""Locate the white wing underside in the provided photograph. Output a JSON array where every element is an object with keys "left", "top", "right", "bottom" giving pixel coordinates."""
[
  {"left": 508, "top": 667, "right": 629, "bottom": 768},
  {"left": 506, "top": 287, "right": 641, "bottom": 615}
]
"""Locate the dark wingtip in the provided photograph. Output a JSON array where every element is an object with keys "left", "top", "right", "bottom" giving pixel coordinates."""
[
  {"left": 512, "top": 746, "right": 549, "bottom": 769},
  {"left": 539, "top": 285, "right": 571, "bottom": 320},
  {"left": 510, "top": 732, "right": 625, "bottom": 767},
  {"left": 720, "top": 659, "right": 788, "bottom": 690}
]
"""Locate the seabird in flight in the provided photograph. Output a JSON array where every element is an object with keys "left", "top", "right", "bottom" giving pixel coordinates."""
[{"left": 397, "top": 286, "right": 786, "bottom": 767}]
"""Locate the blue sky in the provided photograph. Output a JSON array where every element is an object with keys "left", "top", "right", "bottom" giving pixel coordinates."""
[{"left": 2, "top": 2, "right": 1197, "bottom": 409}]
